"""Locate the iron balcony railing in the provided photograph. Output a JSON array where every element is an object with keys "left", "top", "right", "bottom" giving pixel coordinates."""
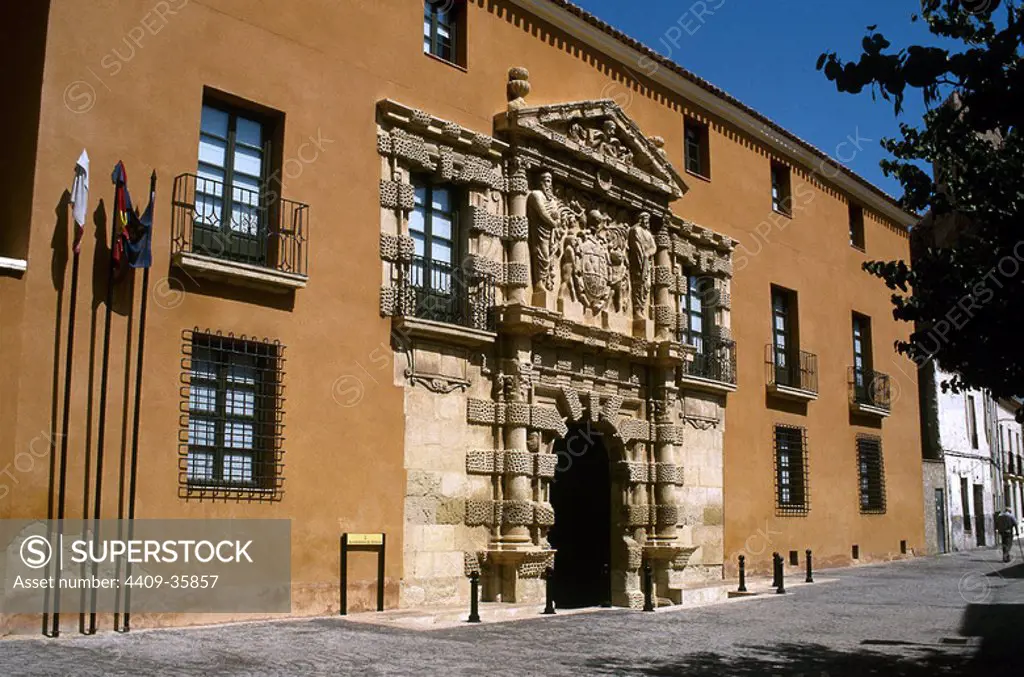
[
  {"left": 681, "top": 335, "right": 737, "bottom": 386},
  {"left": 395, "top": 255, "right": 495, "bottom": 331},
  {"left": 849, "top": 367, "right": 892, "bottom": 412},
  {"left": 765, "top": 344, "right": 818, "bottom": 394},
  {"left": 171, "top": 173, "right": 309, "bottom": 276}
]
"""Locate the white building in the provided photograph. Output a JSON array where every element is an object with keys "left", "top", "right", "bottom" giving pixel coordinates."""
[
  {"left": 920, "top": 364, "right": 999, "bottom": 553},
  {"left": 996, "top": 397, "right": 1024, "bottom": 523}
]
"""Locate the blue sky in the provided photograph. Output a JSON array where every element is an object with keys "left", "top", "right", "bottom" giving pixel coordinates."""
[{"left": 571, "top": 0, "right": 944, "bottom": 198}]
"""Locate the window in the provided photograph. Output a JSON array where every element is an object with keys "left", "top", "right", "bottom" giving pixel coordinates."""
[
  {"left": 771, "top": 162, "right": 792, "bottom": 215},
  {"left": 966, "top": 395, "right": 978, "bottom": 449},
  {"left": 194, "top": 101, "right": 274, "bottom": 264},
  {"left": 857, "top": 435, "right": 886, "bottom": 513},
  {"left": 774, "top": 425, "right": 809, "bottom": 514},
  {"left": 409, "top": 178, "right": 461, "bottom": 321},
  {"left": 180, "top": 330, "right": 285, "bottom": 499},
  {"left": 851, "top": 313, "right": 873, "bottom": 396},
  {"left": 961, "top": 477, "right": 972, "bottom": 531},
  {"left": 680, "top": 274, "right": 712, "bottom": 351},
  {"left": 849, "top": 204, "right": 865, "bottom": 250},
  {"left": 771, "top": 286, "right": 798, "bottom": 386},
  {"left": 423, "top": 0, "right": 465, "bottom": 66},
  {"left": 684, "top": 119, "right": 710, "bottom": 178}
]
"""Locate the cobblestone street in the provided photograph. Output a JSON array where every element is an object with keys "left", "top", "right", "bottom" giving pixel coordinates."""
[{"left": 2, "top": 549, "right": 1022, "bottom": 675}]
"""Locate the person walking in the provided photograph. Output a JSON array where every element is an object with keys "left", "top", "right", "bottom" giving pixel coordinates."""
[{"left": 995, "top": 507, "right": 1019, "bottom": 563}]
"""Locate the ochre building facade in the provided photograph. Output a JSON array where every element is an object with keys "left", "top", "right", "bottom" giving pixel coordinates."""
[{"left": 1, "top": 0, "right": 923, "bottom": 630}]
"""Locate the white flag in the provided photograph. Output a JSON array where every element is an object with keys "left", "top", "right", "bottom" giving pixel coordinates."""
[{"left": 70, "top": 149, "right": 89, "bottom": 254}]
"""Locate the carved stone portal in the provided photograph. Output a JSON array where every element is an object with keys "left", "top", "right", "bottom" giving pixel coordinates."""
[{"left": 378, "top": 86, "right": 734, "bottom": 612}]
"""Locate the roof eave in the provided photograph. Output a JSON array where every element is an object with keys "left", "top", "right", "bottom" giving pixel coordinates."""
[{"left": 511, "top": 0, "right": 917, "bottom": 229}]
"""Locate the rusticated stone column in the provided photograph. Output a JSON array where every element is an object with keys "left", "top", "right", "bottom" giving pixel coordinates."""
[
  {"left": 652, "top": 218, "right": 675, "bottom": 342},
  {"left": 507, "top": 158, "right": 531, "bottom": 305},
  {"left": 651, "top": 382, "right": 680, "bottom": 544},
  {"left": 500, "top": 336, "right": 533, "bottom": 547}
]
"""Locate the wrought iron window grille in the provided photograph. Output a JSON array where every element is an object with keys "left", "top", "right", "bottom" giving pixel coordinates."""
[
  {"left": 856, "top": 435, "right": 886, "bottom": 514},
  {"left": 178, "top": 329, "right": 285, "bottom": 502},
  {"left": 774, "top": 424, "right": 810, "bottom": 516}
]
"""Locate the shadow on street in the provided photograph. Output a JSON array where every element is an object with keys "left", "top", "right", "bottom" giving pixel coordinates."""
[{"left": 583, "top": 641, "right": 1004, "bottom": 676}]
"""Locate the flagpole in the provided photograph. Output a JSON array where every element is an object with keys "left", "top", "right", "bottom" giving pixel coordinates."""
[
  {"left": 46, "top": 227, "right": 80, "bottom": 639},
  {"left": 120, "top": 170, "right": 155, "bottom": 633},
  {"left": 86, "top": 175, "right": 121, "bottom": 636},
  {"left": 50, "top": 154, "right": 89, "bottom": 638}
]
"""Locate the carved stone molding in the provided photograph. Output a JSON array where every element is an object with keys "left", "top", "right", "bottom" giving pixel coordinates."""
[
  {"left": 683, "top": 416, "right": 720, "bottom": 430},
  {"left": 408, "top": 375, "right": 469, "bottom": 394}
]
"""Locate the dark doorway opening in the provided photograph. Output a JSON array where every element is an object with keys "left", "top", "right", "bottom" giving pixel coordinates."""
[
  {"left": 549, "top": 424, "right": 611, "bottom": 609},
  {"left": 935, "top": 488, "right": 947, "bottom": 553},
  {"left": 973, "top": 484, "right": 986, "bottom": 546}
]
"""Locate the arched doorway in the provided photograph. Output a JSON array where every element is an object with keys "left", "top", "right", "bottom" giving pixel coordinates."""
[{"left": 549, "top": 422, "right": 612, "bottom": 608}]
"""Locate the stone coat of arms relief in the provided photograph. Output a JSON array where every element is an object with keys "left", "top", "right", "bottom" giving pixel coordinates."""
[{"left": 527, "top": 168, "right": 657, "bottom": 320}]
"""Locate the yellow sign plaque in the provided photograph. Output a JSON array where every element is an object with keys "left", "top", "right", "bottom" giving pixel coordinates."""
[{"left": 347, "top": 533, "right": 384, "bottom": 546}]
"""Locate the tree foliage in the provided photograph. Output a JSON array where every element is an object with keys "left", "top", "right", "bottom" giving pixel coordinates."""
[{"left": 818, "top": 0, "right": 1024, "bottom": 413}]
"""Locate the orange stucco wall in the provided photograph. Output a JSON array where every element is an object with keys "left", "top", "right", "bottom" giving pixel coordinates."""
[{"left": 1, "top": 0, "right": 924, "bottom": 627}]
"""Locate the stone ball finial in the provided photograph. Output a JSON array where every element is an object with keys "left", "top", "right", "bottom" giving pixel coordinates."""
[
  {"left": 507, "top": 66, "right": 531, "bottom": 111},
  {"left": 648, "top": 135, "right": 667, "bottom": 158}
]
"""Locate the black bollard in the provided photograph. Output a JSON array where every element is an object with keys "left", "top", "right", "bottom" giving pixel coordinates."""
[
  {"left": 542, "top": 567, "right": 556, "bottom": 615},
  {"left": 805, "top": 549, "right": 814, "bottom": 583},
  {"left": 775, "top": 555, "right": 786, "bottom": 595},
  {"left": 738, "top": 554, "right": 747, "bottom": 593},
  {"left": 468, "top": 571, "right": 481, "bottom": 623},
  {"left": 771, "top": 552, "right": 780, "bottom": 588},
  {"left": 642, "top": 561, "right": 655, "bottom": 612}
]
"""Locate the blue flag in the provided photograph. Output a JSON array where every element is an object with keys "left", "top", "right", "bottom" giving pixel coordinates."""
[
  {"left": 124, "top": 173, "right": 155, "bottom": 269},
  {"left": 111, "top": 163, "right": 155, "bottom": 271}
]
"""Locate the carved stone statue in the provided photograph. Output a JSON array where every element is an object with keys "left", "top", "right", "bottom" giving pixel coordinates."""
[
  {"left": 559, "top": 231, "right": 579, "bottom": 303},
  {"left": 565, "top": 120, "right": 634, "bottom": 165},
  {"left": 528, "top": 171, "right": 583, "bottom": 294},
  {"left": 597, "top": 121, "right": 633, "bottom": 164},
  {"left": 527, "top": 172, "right": 563, "bottom": 293},
  {"left": 628, "top": 212, "right": 657, "bottom": 319}
]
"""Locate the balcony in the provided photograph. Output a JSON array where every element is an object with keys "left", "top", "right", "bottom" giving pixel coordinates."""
[
  {"left": 171, "top": 173, "right": 309, "bottom": 293},
  {"left": 848, "top": 368, "right": 892, "bottom": 417},
  {"left": 765, "top": 345, "right": 818, "bottom": 402},
  {"left": 391, "top": 255, "right": 496, "bottom": 347},
  {"left": 679, "top": 335, "right": 738, "bottom": 393}
]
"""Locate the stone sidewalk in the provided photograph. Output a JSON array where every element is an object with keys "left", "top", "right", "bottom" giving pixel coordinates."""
[{"left": 2, "top": 548, "right": 1022, "bottom": 676}]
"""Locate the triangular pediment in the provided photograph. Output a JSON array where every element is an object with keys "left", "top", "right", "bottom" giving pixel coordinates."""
[{"left": 497, "top": 100, "right": 688, "bottom": 199}]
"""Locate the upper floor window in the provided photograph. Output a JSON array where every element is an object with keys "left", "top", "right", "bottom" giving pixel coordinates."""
[
  {"left": 424, "top": 1, "right": 465, "bottom": 66},
  {"left": 679, "top": 274, "right": 736, "bottom": 386},
  {"left": 771, "top": 286, "right": 796, "bottom": 381},
  {"left": 172, "top": 93, "right": 309, "bottom": 284},
  {"left": 851, "top": 313, "right": 873, "bottom": 385},
  {"left": 181, "top": 330, "right": 285, "bottom": 500},
  {"left": 771, "top": 162, "right": 792, "bottom": 215},
  {"left": 966, "top": 395, "right": 979, "bottom": 449},
  {"left": 192, "top": 101, "right": 283, "bottom": 266},
  {"left": 684, "top": 119, "right": 710, "bottom": 179},
  {"left": 680, "top": 274, "right": 712, "bottom": 351},
  {"left": 198, "top": 104, "right": 266, "bottom": 237},
  {"left": 849, "top": 204, "right": 865, "bottom": 250},
  {"left": 408, "top": 178, "right": 464, "bottom": 323}
]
